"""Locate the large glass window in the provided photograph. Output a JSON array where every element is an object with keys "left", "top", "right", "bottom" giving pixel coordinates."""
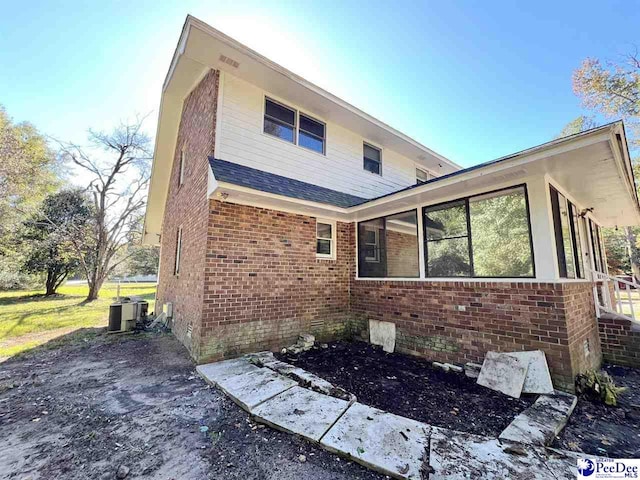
[
  {"left": 589, "top": 219, "right": 606, "bottom": 273},
  {"left": 422, "top": 185, "right": 534, "bottom": 278},
  {"left": 358, "top": 211, "right": 419, "bottom": 278},
  {"left": 469, "top": 188, "right": 534, "bottom": 277},
  {"left": 424, "top": 200, "right": 471, "bottom": 277},
  {"left": 550, "top": 186, "right": 586, "bottom": 279}
]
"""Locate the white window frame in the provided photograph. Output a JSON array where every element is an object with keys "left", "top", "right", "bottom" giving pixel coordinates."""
[
  {"left": 263, "top": 96, "right": 326, "bottom": 155},
  {"left": 316, "top": 219, "right": 336, "bottom": 259},
  {"left": 363, "top": 142, "right": 382, "bottom": 176},
  {"left": 179, "top": 148, "right": 186, "bottom": 186},
  {"left": 174, "top": 225, "right": 183, "bottom": 276}
]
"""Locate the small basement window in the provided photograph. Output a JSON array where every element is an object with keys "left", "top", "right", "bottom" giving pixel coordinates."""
[
  {"left": 316, "top": 220, "right": 335, "bottom": 258},
  {"left": 299, "top": 114, "right": 325, "bottom": 154},
  {"left": 264, "top": 98, "right": 296, "bottom": 143},
  {"left": 174, "top": 226, "right": 183, "bottom": 276},
  {"left": 363, "top": 143, "right": 381, "bottom": 175},
  {"left": 416, "top": 167, "right": 431, "bottom": 184}
]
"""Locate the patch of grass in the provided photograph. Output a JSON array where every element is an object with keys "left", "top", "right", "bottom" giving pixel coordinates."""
[{"left": 0, "top": 282, "right": 156, "bottom": 358}]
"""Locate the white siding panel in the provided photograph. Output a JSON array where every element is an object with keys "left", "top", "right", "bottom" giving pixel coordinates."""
[{"left": 217, "top": 74, "right": 418, "bottom": 199}]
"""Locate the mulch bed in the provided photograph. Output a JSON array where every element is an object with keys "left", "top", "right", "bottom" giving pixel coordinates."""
[
  {"left": 554, "top": 364, "right": 640, "bottom": 458},
  {"left": 278, "top": 340, "right": 536, "bottom": 437}
]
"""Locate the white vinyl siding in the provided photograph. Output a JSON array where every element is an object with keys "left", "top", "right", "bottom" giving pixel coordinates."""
[{"left": 217, "top": 73, "right": 420, "bottom": 199}]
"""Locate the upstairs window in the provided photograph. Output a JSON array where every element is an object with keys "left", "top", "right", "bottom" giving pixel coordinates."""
[
  {"left": 316, "top": 220, "right": 335, "bottom": 258},
  {"left": 179, "top": 148, "right": 186, "bottom": 186},
  {"left": 416, "top": 168, "right": 431, "bottom": 184},
  {"left": 299, "top": 114, "right": 325, "bottom": 154},
  {"left": 264, "top": 98, "right": 295, "bottom": 143},
  {"left": 364, "top": 143, "right": 381, "bottom": 175},
  {"left": 174, "top": 226, "right": 183, "bottom": 276}
]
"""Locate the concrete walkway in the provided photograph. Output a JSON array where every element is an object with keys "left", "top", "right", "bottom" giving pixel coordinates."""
[{"left": 197, "top": 353, "right": 578, "bottom": 479}]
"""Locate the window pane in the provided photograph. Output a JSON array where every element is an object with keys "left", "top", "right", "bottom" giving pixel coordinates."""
[
  {"left": 427, "top": 237, "right": 471, "bottom": 277},
  {"left": 469, "top": 187, "right": 534, "bottom": 277},
  {"left": 385, "top": 211, "right": 419, "bottom": 277},
  {"left": 265, "top": 99, "right": 295, "bottom": 125},
  {"left": 264, "top": 118, "right": 294, "bottom": 143},
  {"left": 364, "top": 144, "right": 381, "bottom": 162},
  {"left": 570, "top": 203, "right": 584, "bottom": 278},
  {"left": 558, "top": 193, "right": 576, "bottom": 278},
  {"left": 317, "top": 222, "right": 332, "bottom": 239},
  {"left": 317, "top": 239, "right": 331, "bottom": 255},
  {"left": 358, "top": 213, "right": 419, "bottom": 278},
  {"left": 424, "top": 201, "right": 468, "bottom": 240},
  {"left": 364, "top": 157, "right": 380, "bottom": 174},
  {"left": 299, "top": 131, "right": 324, "bottom": 153},
  {"left": 300, "top": 114, "right": 324, "bottom": 137}
]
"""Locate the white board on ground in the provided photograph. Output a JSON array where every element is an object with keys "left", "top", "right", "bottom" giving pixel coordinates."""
[
  {"left": 252, "top": 386, "right": 350, "bottom": 442},
  {"left": 196, "top": 358, "right": 261, "bottom": 385},
  {"left": 321, "top": 402, "right": 430, "bottom": 479},
  {"left": 505, "top": 351, "right": 554, "bottom": 394},
  {"left": 476, "top": 351, "right": 528, "bottom": 398},
  {"left": 369, "top": 320, "right": 396, "bottom": 353}
]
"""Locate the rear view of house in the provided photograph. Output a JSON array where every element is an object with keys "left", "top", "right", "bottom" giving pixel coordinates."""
[{"left": 143, "top": 15, "right": 640, "bottom": 391}]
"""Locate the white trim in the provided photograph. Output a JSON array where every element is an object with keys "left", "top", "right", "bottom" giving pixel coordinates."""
[
  {"left": 354, "top": 276, "right": 593, "bottom": 284},
  {"left": 213, "top": 70, "right": 225, "bottom": 160},
  {"left": 315, "top": 218, "right": 336, "bottom": 260}
]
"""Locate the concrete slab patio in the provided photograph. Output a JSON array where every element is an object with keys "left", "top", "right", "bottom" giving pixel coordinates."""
[
  {"left": 252, "top": 386, "right": 350, "bottom": 442},
  {"left": 320, "top": 402, "right": 431, "bottom": 480}
]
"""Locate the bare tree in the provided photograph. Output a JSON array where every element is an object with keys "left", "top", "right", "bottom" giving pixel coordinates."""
[{"left": 58, "top": 120, "right": 151, "bottom": 301}]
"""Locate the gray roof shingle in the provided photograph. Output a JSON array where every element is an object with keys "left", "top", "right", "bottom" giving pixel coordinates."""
[{"left": 209, "top": 157, "right": 368, "bottom": 208}]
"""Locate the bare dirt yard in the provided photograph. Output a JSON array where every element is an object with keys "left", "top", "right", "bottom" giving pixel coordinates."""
[{"left": 0, "top": 330, "right": 384, "bottom": 480}]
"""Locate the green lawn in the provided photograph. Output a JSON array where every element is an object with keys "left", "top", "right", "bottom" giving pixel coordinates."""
[{"left": 0, "top": 282, "right": 156, "bottom": 358}]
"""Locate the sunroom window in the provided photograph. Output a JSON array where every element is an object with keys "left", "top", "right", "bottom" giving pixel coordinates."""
[
  {"left": 422, "top": 186, "right": 534, "bottom": 278},
  {"left": 358, "top": 211, "right": 419, "bottom": 278},
  {"left": 550, "top": 186, "right": 585, "bottom": 279}
]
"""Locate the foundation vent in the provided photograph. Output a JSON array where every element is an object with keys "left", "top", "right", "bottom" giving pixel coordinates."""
[
  {"left": 310, "top": 318, "right": 325, "bottom": 330},
  {"left": 219, "top": 54, "right": 240, "bottom": 68},
  {"left": 186, "top": 324, "right": 193, "bottom": 338}
]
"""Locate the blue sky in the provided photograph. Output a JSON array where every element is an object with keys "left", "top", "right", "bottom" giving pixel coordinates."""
[{"left": 1, "top": 0, "right": 638, "bottom": 168}]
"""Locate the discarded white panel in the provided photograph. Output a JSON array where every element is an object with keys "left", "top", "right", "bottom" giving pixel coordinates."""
[
  {"left": 369, "top": 320, "right": 396, "bottom": 353},
  {"left": 476, "top": 351, "right": 528, "bottom": 398},
  {"left": 505, "top": 350, "right": 554, "bottom": 394}
]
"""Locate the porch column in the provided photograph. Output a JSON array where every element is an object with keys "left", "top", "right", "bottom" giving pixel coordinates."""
[{"left": 527, "top": 175, "right": 559, "bottom": 280}]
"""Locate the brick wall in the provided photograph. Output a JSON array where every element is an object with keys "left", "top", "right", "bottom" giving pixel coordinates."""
[
  {"left": 599, "top": 314, "right": 640, "bottom": 367},
  {"left": 156, "top": 69, "right": 219, "bottom": 357},
  {"left": 198, "top": 201, "right": 356, "bottom": 361},
  {"left": 351, "top": 278, "right": 601, "bottom": 391}
]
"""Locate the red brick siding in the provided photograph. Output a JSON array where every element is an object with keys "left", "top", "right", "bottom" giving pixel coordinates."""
[
  {"left": 156, "top": 69, "right": 219, "bottom": 357},
  {"left": 351, "top": 278, "right": 601, "bottom": 391},
  {"left": 599, "top": 315, "right": 640, "bottom": 367},
  {"left": 564, "top": 282, "right": 602, "bottom": 375},
  {"left": 198, "top": 201, "right": 355, "bottom": 361}
]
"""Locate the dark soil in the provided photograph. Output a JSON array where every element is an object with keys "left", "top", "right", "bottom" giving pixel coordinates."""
[
  {"left": 554, "top": 364, "right": 640, "bottom": 458},
  {"left": 0, "top": 330, "right": 384, "bottom": 479},
  {"left": 277, "top": 340, "right": 536, "bottom": 436}
]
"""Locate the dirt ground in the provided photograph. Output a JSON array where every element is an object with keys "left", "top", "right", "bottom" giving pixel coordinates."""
[
  {"left": 554, "top": 364, "right": 640, "bottom": 458},
  {"left": 0, "top": 330, "right": 385, "bottom": 480},
  {"left": 278, "top": 340, "right": 536, "bottom": 436}
]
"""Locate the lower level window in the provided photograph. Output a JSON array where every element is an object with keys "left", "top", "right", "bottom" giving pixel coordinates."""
[
  {"left": 174, "top": 226, "right": 183, "bottom": 276},
  {"left": 358, "top": 211, "right": 419, "bottom": 278},
  {"left": 316, "top": 221, "right": 334, "bottom": 258},
  {"left": 423, "top": 186, "right": 534, "bottom": 278}
]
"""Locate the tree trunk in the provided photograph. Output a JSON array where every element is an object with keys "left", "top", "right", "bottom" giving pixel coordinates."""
[
  {"left": 45, "top": 269, "right": 57, "bottom": 296},
  {"left": 85, "top": 274, "right": 105, "bottom": 302}
]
